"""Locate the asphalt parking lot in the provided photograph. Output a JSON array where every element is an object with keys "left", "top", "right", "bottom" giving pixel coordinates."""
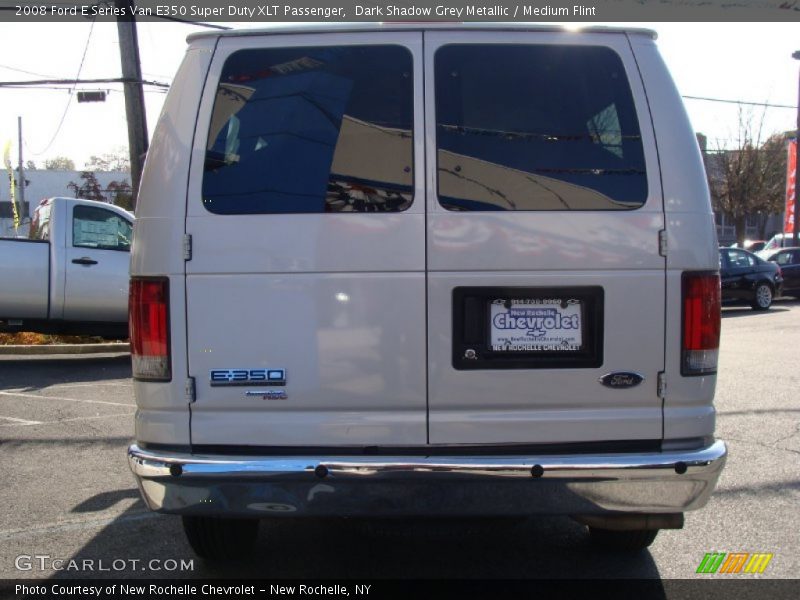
[{"left": 0, "top": 302, "right": 798, "bottom": 581}]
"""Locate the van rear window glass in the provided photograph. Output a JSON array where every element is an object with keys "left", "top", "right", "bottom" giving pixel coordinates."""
[
  {"left": 435, "top": 45, "right": 647, "bottom": 211},
  {"left": 203, "top": 45, "right": 414, "bottom": 214}
]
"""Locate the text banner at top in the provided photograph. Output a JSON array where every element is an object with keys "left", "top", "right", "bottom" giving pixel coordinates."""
[{"left": 0, "top": 0, "right": 798, "bottom": 22}]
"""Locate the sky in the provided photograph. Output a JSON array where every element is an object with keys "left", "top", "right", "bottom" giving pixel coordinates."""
[{"left": 0, "top": 21, "right": 797, "bottom": 170}]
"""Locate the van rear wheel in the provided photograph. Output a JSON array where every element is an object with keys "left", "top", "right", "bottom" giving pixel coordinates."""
[
  {"left": 588, "top": 527, "right": 659, "bottom": 552},
  {"left": 182, "top": 516, "right": 259, "bottom": 560}
]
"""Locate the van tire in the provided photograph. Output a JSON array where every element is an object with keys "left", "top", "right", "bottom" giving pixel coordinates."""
[
  {"left": 588, "top": 527, "right": 658, "bottom": 552},
  {"left": 182, "top": 516, "right": 259, "bottom": 560},
  {"left": 751, "top": 283, "right": 773, "bottom": 310}
]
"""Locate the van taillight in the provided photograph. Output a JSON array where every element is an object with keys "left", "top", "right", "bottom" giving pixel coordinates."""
[
  {"left": 681, "top": 272, "right": 720, "bottom": 376},
  {"left": 129, "top": 277, "right": 171, "bottom": 381}
]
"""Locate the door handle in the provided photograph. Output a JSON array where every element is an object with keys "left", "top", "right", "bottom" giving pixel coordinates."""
[{"left": 72, "top": 257, "right": 98, "bottom": 265}]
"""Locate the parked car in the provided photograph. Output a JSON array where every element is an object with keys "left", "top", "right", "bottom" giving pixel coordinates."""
[
  {"left": 765, "top": 247, "right": 800, "bottom": 298},
  {"left": 127, "top": 24, "right": 727, "bottom": 559},
  {"left": 730, "top": 239, "right": 766, "bottom": 253},
  {"left": 719, "top": 247, "right": 783, "bottom": 310},
  {"left": 757, "top": 233, "right": 800, "bottom": 258},
  {"left": 0, "top": 197, "right": 132, "bottom": 336}
]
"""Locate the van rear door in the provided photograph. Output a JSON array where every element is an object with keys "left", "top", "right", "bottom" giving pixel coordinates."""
[
  {"left": 185, "top": 33, "right": 427, "bottom": 447},
  {"left": 424, "top": 31, "right": 666, "bottom": 445}
]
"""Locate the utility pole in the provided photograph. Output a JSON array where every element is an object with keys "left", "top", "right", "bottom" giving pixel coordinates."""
[
  {"left": 793, "top": 51, "right": 800, "bottom": 246},
  {"left": 17, "top": 116, "right": 24, "bottom": 211},
  {"left": 115, "top": 0, "right": 148, "bottom": 211}
]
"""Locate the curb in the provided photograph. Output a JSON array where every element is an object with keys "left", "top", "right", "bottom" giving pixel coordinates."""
[{"left": 0, "top": 343, "right": 130, "bottom": 356}]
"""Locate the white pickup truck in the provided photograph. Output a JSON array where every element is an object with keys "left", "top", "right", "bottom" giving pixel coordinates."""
[{"left": 0, "top": 197, "right": 133, "bottom": 336}]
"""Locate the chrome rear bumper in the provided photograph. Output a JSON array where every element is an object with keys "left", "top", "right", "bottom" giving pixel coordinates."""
[{"left": 128, "top": 441, "right": 726, "bottom": 517}]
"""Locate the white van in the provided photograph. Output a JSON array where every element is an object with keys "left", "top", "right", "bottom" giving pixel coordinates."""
[{"left": 128, "top": 24, "right": 726, "bottom": 559}]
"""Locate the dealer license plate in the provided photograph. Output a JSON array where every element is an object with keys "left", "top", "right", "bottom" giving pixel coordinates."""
[{"left": 489, "top": 298, "right": 583, "bottom": 352}]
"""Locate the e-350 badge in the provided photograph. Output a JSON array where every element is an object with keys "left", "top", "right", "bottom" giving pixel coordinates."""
[{"left": 209, "top": 368, "right": 286, "bottom": 386}]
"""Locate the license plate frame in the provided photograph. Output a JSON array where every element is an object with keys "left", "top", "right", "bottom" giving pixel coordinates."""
[
  {"left": 489, "top": 297, "right": 584, "bottom": 353},
  {"left": 452, "top": 286, "right": 604, "bottom": 370}
]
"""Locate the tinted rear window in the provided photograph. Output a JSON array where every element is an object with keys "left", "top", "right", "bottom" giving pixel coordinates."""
[
  {"left": 203, "top": 45, "right": 414, "bottom": 214},
  {"left": 435, "top": 44, "right": 647, "bottom": 211}
]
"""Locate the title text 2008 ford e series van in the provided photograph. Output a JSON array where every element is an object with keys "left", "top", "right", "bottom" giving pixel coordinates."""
[{"left": 127, "top": 24, "right": 726, "bottom": 559}]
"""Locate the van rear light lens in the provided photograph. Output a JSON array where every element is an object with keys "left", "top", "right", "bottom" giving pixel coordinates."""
[
  {"left": 681, "top": 272, "right": 720, "bottom": 376},
  {"left": 129, "top": 277, "right": 171, "bottom": 381}
]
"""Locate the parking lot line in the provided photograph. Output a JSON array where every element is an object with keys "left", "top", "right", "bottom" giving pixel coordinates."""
[
  {"left": 0, "top": 412, "right": 134, "bottom": 428},
  {"left": 0, "top": 390, "right": 132, "bottom": 408},
  {"left": 0, "top": 415, "right": 42, "bottom": 425},
  {"left": 43, "top": 382, "right": 132, "bottom": 389}
]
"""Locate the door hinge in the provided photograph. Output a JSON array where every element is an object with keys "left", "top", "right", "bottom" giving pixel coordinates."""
[
  {"left": 658, "top": 230, "right": 668, "bottom": 257},
  {"left": 185, "top": 377, "right": 196, "bottom": 403},
  {"left": 657, "top": 372, "right": 666, "bottom": 398},
  {"left": 183, "top": 234, "right": 192, "bottom": 261}
]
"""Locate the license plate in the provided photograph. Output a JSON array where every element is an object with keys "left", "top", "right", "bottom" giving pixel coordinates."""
[{"left": 489, "top": 298, "right": 583, "bottom": 352}]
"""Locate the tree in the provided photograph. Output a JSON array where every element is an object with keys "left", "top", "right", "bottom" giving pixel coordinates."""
[
  {"left": 759, "top": 133, "right": 794, "bottom": 235},
  {"left": 67, "top": 171, "right": 106, "bottom": 202},
  {"left": 85, "top": 149, "right": 130, "bottom": 172},
  {"left": 44, "top": 156, "right": 75, "bottom": 171},
  {"left": 25, "top": 160, "right": 37, "bottom": 170},
  {"left": 107, "top": 179, "right": 133, "bottom": 210},
  {"left": 705, "top": 111, "right": 791, "bottom": 245}
]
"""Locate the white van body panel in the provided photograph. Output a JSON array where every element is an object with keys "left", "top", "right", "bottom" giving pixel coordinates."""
[
  {"left": 187, "top": 272, "right": 428, "bottom": 445},
  {"left": 427, "top": 270, "right": 664, "bottom": 443},
  {"left": 185, "top": 32, "right": 427, "bottom": 445},
  {"left": 627, "top": 36, "right": 719, "bottom": 442},
  {"left": 131, "top": 41, "right": 216, "bottom": 445},
  {"left": 129, "top": 24, "right": 726, "bottom": 526},
  {"left": 424, "top": 31, "right": 665, "bottom": 443},
  {"left": 178, "top": 29, "right": 678, "bottom": 447}
]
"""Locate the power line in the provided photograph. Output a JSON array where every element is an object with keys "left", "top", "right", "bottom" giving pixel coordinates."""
[
  {"left": 0, "top": 63, "right": 56, "bottom": 78},
  {"left": 4, "top": 84, "right": 794, "bottom": 110},
  {"left": 683, "top": 95, "right": 797, "bottom": 110},
  {"left": 0, "top": 85, "right": 167, "bottom": 93},
  {"left": 0, "top": 77, "right": 169, "bottom": 88},
  {"left": 29, "top": 18, "right": 96, "bottom": 156},
  {"left": 1, "top": 87, "right": 793, "bottom": 104},
  {"left": 142, "top": 71, "right": 173, "bottom": 80}
]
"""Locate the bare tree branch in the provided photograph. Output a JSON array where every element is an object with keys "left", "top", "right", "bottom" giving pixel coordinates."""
[{"left": 704, "top": 109, "right": 792, "bottom": 245}]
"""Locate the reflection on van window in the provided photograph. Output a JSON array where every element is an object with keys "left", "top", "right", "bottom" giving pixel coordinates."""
[
  {"left": 72, "top": 205, "right": 132, "bottom": 251},
  {"left": 203, "top": 46, "right": 414, "bottom": 214},
  {"left": 435, "top": 45, "right": 647, "bottom": 211}
]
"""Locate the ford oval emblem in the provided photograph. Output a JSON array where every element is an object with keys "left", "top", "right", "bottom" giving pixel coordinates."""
[{"left": 599, "top": 372, "right": 644, "bottom": 389}]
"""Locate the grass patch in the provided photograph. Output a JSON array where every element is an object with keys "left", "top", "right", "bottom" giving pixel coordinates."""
[{"left": 0, "top": 332, "right": 117, "bottom": 345}]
